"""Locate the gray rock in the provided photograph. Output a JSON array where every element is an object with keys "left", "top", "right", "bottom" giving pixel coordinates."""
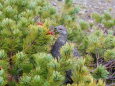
[
  {"left": 52, "top": 2, "right": 57, "bottom": 6},
  {"left": 57, "top": 0, "right": 63, "bottom": 1}
]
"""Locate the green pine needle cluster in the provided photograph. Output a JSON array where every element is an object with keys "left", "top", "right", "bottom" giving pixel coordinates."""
[
  {"left": 92, "top": 12, "right": 115, "bottom": 28},
  {"left": 92, "top": 65, "right": 109, "bottom": 80},
  {"left": 0, "top": 0, "right": 114, "bottom": 86}
]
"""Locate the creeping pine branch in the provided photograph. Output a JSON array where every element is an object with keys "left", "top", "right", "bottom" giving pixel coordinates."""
[
  {"left": 23, "top": 39, "right": 37, "bottom": 53},
  {"left": 95, "top": 49, "right": 100, "bottom": 67},
  {"left": 7, "top": 51, "right": 16, "bottom": 82},
  {"left": 104, "top": 60, "right": 115, "bottom": 80}
]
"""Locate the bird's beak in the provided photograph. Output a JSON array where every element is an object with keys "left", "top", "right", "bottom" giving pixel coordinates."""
[
  {"left": 54, "top": 27, "right": 59, "bottom": 34},
  {"left": 54, "top": 27, "right": 57, "bottom": 30},
  {"left": 54, "top": 27, "right": 57, "bottom": 32}
]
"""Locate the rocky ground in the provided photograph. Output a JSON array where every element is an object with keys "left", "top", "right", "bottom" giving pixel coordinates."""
[
  {"left": 49, "top": 0, "right": 115, "bottom": 19},
  {"left": 74, "top": 0, "right": 115, "bottom": 20}
]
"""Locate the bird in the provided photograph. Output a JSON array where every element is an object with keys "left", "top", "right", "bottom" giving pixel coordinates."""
[
  {"left": 51, "top": 25, "right": 80, "bottom": 59},
  {"left": 51, "top": 25, "right": 80, "bottom": 84}
]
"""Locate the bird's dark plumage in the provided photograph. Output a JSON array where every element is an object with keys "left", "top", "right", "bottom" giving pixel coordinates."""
[
  {"left": 51, "top": 25, "right": 80, "bottom": 84},
  {"left": 51, "top": 25, "right": 67, "bottom": 59}
]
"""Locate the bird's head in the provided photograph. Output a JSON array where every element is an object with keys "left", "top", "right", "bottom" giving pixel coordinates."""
[{"left": 54, "top": 25, "right": 67, "bottom": 35}]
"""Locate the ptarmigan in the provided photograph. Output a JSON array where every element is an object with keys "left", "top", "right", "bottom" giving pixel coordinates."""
[{"left": 51, "top": 25, "right": 80, "bottom": 84}]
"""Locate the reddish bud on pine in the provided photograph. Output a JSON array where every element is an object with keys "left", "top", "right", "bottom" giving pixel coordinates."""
[
  {"left": 0, "top": 67, "right": 3, "bottom": 70},
  {"left": 8, "top": 75, "right": 13, "bottom": 81},
  {"left": 47, "top": 30, "right": 54, "bottom": 35},
  {"left": 37, "top": 22, "right": 44, "bottom": 26}
]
